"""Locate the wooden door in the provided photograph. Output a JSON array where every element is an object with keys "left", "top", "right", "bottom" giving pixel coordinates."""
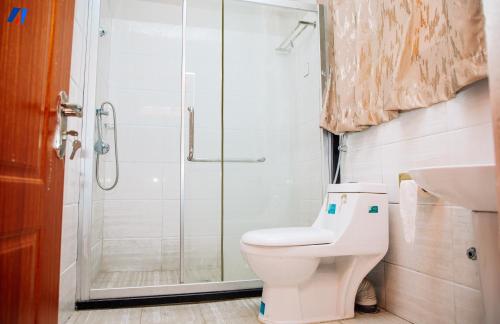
[{"left": 0, "top": 1, "right": 75, "bottom": 323}]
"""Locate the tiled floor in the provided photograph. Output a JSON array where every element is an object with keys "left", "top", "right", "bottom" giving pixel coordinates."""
[
  {"left": 91, "top": 269, "right": 221, "bottom": 289},
  {"left": 67, "top": 298, "right": 410, "bottom": 324}
]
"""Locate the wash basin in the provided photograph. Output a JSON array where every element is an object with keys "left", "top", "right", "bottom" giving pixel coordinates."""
[
  {"left": 408, "top": 164, "right": 497, "bottom": 212},
  {"left": 409, "top": 164, "right": 499, "bottom": 323}
]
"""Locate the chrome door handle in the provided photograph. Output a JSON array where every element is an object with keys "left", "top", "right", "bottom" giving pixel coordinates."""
[
  {"left": 54, "top": 91, "right": 83, "bottom": 159},
  {"left": 187, "top": 106, "right": 195, "bottom": 161},
  {"left": 186, "top": 106, "right": 266, "bottom": 163},
  {"left": 61, "top": 103, "right": 83, "bottom": 117}
]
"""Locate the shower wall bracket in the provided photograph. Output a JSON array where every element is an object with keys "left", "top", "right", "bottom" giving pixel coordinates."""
[{"left": 276, "top": 20, "right": 317, "bottom": 53}]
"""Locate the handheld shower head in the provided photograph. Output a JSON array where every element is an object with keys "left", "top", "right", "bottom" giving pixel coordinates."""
[{"left": 95, "top": 101, "right": 119, "bottom": 191}]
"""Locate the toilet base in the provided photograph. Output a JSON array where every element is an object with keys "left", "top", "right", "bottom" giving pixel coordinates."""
[{"left": 257, "top": 255, "right": 382, "bottom": 324}]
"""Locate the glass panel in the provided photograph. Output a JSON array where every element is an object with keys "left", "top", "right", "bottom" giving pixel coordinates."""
[
  {"left": 222, "top": 0, "right": 324, "bottom": 281},
  {"left": 89, "top": 0, "right": 183, "bottom": 290},
  {"left": 182, "top": 0, "right": 223, "bottom": 283}
]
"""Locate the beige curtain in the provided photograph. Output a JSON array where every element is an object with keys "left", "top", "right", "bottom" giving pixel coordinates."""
[{"left": 321, "top": 0, "right": 488, "bottom": 134}]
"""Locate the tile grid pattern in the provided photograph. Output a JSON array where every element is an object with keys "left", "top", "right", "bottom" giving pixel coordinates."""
[
  {"left": 94, "top": 0, "right": 220, "bottom": 283},
  {"left": 67, "top": 298, "right": 410, "bottom": 324},
  {"left": 91, "top": 0, "right": 325, "bottom": 287},
  {"left": 344, "top": 80, "right": 491, "bottom": 324}
]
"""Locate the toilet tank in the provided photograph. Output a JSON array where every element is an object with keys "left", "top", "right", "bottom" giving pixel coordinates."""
[{"left": 313, "top": 183, "right": 388, "bottom": 254}]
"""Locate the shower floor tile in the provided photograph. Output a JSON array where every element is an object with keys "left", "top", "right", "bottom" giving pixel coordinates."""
[
  {"left": 91, "top": 269, "right": 221, "bottom": 289},
  {"left": 67, "top": 297, "right": 410, "bottom": 324}
]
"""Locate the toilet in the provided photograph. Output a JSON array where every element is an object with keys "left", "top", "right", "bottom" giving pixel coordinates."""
[{"left": 240, "top": 183, "right": 388, "bottom": 324}]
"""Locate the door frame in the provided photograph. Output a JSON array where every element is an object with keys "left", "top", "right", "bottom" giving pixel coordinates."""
[
  {"left": 77, "top": 0, "right": 98, "bottom": 301},
  {"left": 77, "top": 0, "right": 326, "bottom": 301}
]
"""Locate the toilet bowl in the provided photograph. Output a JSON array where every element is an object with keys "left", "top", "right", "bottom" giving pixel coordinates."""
[{"left": 240, "top": 183, "right": 388, "bottom": 324}]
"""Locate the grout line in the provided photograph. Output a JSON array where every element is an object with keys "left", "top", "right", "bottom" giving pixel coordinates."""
[
  {"left": 346, "top": 121, "right": 492, "bottom": 152},
  {"left": 378, "top": 308, "right": 415, "bottom": 324},
  {"left": 383, "top": 261, "right": 481, "bottom": 291}
]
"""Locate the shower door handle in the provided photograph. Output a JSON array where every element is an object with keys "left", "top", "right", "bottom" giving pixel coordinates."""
[
  {"left": 187, "top": 106, "right": 195, "bottom": 161},
  {"left": 186, "top": 106, "right": 266, "bottom": 163}
]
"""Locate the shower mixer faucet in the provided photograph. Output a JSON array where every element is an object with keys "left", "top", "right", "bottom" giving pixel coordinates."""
[
  {"left": 96, "top": 107, "right": 109, "bottom": 116},
  {"left": 94, "top": 139, "right": 110, "bottom": 155}
]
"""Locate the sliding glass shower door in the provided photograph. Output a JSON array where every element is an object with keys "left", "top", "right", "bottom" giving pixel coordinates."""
[
  {"left": 89, "top": 0, "right": 185, "bottom": 291},
  {"left": 222, "top": 0, "right": 324, "bottom": 281},
  {"left": 83, "top": 0, "right": 323, "bottom": 299},
  {"left": 182, "top": 0, "right": 223, "bottom": 284}
]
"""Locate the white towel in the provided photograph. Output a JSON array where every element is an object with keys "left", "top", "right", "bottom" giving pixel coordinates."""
[{"left": 399, "top": 180, "right": 417, "bottom": 243}]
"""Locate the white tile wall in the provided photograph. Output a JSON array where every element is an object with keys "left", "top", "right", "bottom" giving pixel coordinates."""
[
  {"left": 385, "top": 263, "right": 455, "bottom": 324},
  {"left": 59, "top": 0, "right": 88, "bottom": 322},
  {"left": 103, "top": 200, "right": 163, "bottom": 239},
  {"left": 343, "top": 79, "right": 491, "bottom": 323},
  {"left": 222, "top": 3, "right": 323, "bottom": 280},
  {"left": 59, "top": 265, "right": 77, "bottom": 324},
  {"left": 60, "top": 205, "right": 79, "bottom": 274},
  {"left": 88, "top": 0, "right": 112, "bottom": 296},
  {"left": 101, "top": 239, "right": 162, "bottom": 272},
  {"left": 161, "top": 237, "right": 180, "bottom": 273},
  {"left": 103, "top": 162, "right": 163, "bottom": 200},
  {"left": 90, "top": 201, "right": 104, "bottom": 247},
  {"left": 451, "top": 208, "right": 481, "bottom": 290},
  {"left": 162, "top": 200, "right": 180, "bottom": 238},
  {"left": 103, "top": 126, "right": 180, "bottom": 163},
  {"left": 95, "top": 0, "right": 221, "bottom": 279},
  {"left": 184, "top": 236, "right": 220, "bottom": 272},
  {"left": 454, "top": 284, "right": 485, "bottom": 324},
  {"left": 90, "top": 242, "right": 103, "bottom": 282},
  {"left": 385, "top": 204, "right": 454, "bottom": 281}
]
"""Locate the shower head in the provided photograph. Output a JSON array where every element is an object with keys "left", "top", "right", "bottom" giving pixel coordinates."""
[{"left": 276, "top": 20, "right": 316, "bottom": 53}]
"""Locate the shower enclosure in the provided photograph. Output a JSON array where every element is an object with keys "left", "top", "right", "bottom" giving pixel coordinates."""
[{"left": 78, "top": 0, "right": 327, "bottom": 300}]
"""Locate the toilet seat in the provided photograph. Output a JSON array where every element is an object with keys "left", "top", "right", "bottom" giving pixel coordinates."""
[{"left": 241, "top": 227, "right": 335, "bottom": 247}]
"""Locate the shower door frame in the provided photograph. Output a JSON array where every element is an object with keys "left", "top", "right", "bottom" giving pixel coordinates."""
[{"left": 77, "top": 0, "right": 325, "bottom": 301}]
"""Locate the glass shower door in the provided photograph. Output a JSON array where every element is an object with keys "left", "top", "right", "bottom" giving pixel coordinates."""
[
  {"left": 222, "top": 0, "right": 324, "bottom": 281},
  {"left": 87, "top": 0, "right": 226, "bottom": 294},
  {"left": 89, "top": 0, "right": 184, "bottom": 291},
  {"left": 182, "top": 0, "right": 223, "bottom": 284},
  {"left": 83, "top": 0, "right": 323, "bottom": 299}
]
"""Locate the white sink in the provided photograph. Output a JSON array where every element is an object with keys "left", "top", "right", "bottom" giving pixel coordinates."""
[
  {"left": 408, "top": 164, "right": 497, "bottom": 212},
  {"left": 409, "top": 164, "right": 499, "bottom": 323}
]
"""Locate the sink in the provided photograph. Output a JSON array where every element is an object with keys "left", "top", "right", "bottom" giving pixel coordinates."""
[
  {"left": 408, "top": 164, "right": 499, "bottom": 323},
  {"left": 408, "top": 164, "right": 497, "bottom": 212}
]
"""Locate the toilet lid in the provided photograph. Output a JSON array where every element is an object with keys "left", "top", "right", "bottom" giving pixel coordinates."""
[{"left": 241, "top": 227, "right": 335, "bottom": 247}]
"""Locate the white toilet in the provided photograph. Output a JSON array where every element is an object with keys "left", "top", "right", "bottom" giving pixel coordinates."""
[{"left": 240, "top": 183, "right": 388, "bottom": 324}]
